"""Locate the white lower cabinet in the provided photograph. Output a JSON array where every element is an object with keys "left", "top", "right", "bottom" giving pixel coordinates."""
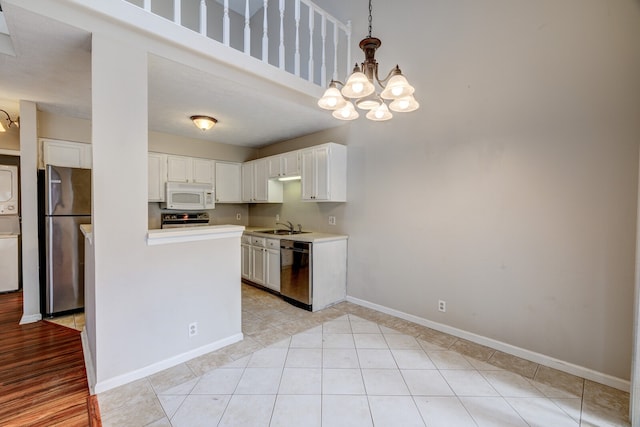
[
  {"left": 265, "top": 240, "right": 280, "bottom": 292},
  {"left": 241, "top": 235, "right": 280, "bottom": 292},
  {"left": 250, "top": 245, "right": 266, "bottom": 285},
  {"left": 241, "top": 239, "right": 252, "bottom": 280}
]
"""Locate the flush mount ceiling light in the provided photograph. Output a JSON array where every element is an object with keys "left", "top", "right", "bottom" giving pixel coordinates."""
[
  {"left": 317, "top": 0, "right": 419, "bottom": 122},
  {"left": 190, "top": 115, "right": 217, "bottom": 131},
  {"left": 0, "top": 109, "right": 19, "bottom": 132}
]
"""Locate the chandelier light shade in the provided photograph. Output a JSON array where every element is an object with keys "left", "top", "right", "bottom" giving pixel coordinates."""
[
  {"left": 341, "top": 68, "right": 375, "bottom": 99},
  {"left": 389, "top": 95, "right": 420, "bottom": 113},
  {"left": 0, "top": 109, "right": 19, "bottom": 132},
  {"left": 366, "top": 102, "right": 392, "bottom": 121},
  {"left": 317, "top": 0, "right": 419, "bottom": 122},
  {"left": 317, "top": 82, "right": 348, "bottom": 110},
  {"left": 332, "top": 101, "right": 359, "bottom": 121},
  {"left": 379, "top": 71, "right": 415, "bottom": 100},
  {"left": 190, "top": 115, "right": 217, "bottom": 131}
]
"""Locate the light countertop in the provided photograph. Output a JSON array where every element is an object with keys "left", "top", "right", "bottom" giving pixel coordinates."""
[{"left": 244, "top": 227, "right": 348, "bottom": 243}]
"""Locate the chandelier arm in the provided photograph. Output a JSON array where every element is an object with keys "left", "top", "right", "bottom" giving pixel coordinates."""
[
  {"left": 329, "top": 79, "right": 346, "bottom": 87},
  {"left": 0, "top": 109, "right": 18, "bottom": 128},
  {"left": 374, "top": 64, "right": 387, "bottom": 89},
  {"left": 377, "top": 65, "right": 402, "bottom": 87}
]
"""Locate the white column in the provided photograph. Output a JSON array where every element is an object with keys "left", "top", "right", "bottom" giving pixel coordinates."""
[
  {"left": 199, "top": 0, "right": 207, "bottom": 35},
  {"left": 91, "top": 32, "right": 148, "bottom": 385},
  {"left": 320, "top": 13, "right": 327, "bottom": 87},
  {"left": 346, "top": 20, "right": 352, "bottom": 78},
  {"left": 278, "top": 0, "right": 285, "bottom": 69},
  {"left": 244, "top": 0, "right": 251, "bottom": 54},
  {"left": 143, "top": 0, "right": 151, "bottom": 11},
  {"left": 174, "top": 0, "right": 181, "bottom": 25},
  {"left": 294, "top": 0, "right": 300, "bottom": 76},
  {"left": 332, "top": 21, "right": 338, "bottom": 81},
  {"left": 223, "top": 0, "right": 230, "bottom": 46},
  {"left": 308, "top": 7, "right": 314, "bottom": 83},
  {"left": 262, "top": 0, "right": 269, "bottom": 62},
  {"left": 18, "top": 100, "right": 40, "bottom": 324}
]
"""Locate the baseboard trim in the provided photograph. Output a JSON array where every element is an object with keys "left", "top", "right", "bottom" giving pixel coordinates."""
[
  {"left": 20, "top": 313, "right": 42, "bottom": 324},
  {"left": 80, "top": 329, "right": 98, "bottom": 395},
  {"left": 346, "top": 295, "right": 630, "bottom": 392},
  {"left": 93, "top": 332, "right": 243, "bottom": 394}
]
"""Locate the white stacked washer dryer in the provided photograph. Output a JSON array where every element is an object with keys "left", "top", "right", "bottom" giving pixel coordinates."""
[{"left": 0, "top": 164, "right": 20, "bottom": 293}]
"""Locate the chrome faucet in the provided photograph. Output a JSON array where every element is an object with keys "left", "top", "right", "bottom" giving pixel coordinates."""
[{"left": 276, "top": 221, "right": 294, "bottom": 232}]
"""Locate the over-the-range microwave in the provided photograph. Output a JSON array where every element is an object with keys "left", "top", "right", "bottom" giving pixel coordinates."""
[{"left": 162, "top": 182, "right": 215, "bottom": 210}]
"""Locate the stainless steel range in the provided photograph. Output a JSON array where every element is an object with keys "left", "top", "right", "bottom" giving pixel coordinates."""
[{"left": 161, "top": 212, "right": 210, "bottom": 229}]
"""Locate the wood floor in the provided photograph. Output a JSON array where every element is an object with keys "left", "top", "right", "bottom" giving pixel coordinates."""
[{"left": 0, "top": 291, "right": 100, "bottom": 426}]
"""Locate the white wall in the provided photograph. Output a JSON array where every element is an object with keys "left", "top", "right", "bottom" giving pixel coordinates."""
[
  {"left": 91, "top": 34, "right": 241, "bottom": 389},
  {"left": 18, "top": 101, "right": 40, "bottom": 323},
  {"left": 253, "top": 0, "right": 640, "bottom": 382}
]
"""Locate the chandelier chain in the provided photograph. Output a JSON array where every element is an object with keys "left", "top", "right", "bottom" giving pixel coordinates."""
[{"left": 368, "top": 0, "right": 373, "bottom": 38}]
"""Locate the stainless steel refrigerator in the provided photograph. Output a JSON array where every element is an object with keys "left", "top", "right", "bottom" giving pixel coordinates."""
[{"left": 41, "top": 165, "right": 91, "bottom": 316}]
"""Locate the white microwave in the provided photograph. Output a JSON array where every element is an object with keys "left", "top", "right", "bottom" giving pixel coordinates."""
[{"left": 162, "top": 182, "right": 215, "bottom": 210}]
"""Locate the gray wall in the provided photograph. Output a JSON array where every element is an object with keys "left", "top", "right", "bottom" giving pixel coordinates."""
[{"left": 251, "top": 0, "right": 640, "bottom": 381}]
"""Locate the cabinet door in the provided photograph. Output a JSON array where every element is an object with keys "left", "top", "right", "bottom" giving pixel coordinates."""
[
  {"left": 215, "top": 162, "right": 242, "bottom": 203},
  {"left": 313, "top": 146, "right": 331, "bottom": 200},
  {"left": 148, "top": 153, "right": 167, "bottom": 202},
  {"left": 253, "top": 159, "right": 269, "bottom": 202},
  {"left": 267, "top": 155, "right": 282, "bottom": 178},
  {"left": 192, "top": 158, "right": 215, "bottom": 185},
  {"left": 250, "top": 246, "right": 265, "bottom": 284},
  {"left": 166, "top": 155, "right": 191, "bottom": 182},
  {"left": 282, "top": 151, "right": 300, "bottom": 177},
  {"left": 265, "top": 248, "right": 281, "bottom": 292},
  {"left": 241, "top": 244, "right": 252, "bottom": 280},
  {"left": 301, "top": 149, "right": 316, "bottom": 200},
  {"left": 42, "top": 140, "right": 91, "bottom": 169},
  {"left": 241, "top": 162, "right": 254, "bottom": 202}
]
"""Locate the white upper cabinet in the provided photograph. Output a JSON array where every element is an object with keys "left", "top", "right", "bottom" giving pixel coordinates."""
[
  {"left": 282, "top": 150, "right": 301, "bottom": 177},
  {"left": 167, "top": 155, "right": 215, "bottom": 185},
  {"left": 267, "top": 155, "right": 282, "bottom": 179},
  {"left": 301, "top": 143, "right": 346, "bottom": 202},
  {"left": 215, "top": 161, "right": 242, "bottom": 203},
  {"left": 242, "top": 159, "right": 283, "bottom": 203},
  {"left": 267, "top": 151, "right": 301, "bottom": 179},
  {"left": 192, "top": 158, "right": 215, "bottom": 184},
  {"left": 41, "top": 139, "right": 92, "bottom": 169},
  {"left": 166, "top": 155, "right": 190, "bottom": 182},
  {"left": 148, "top": 152, "right": 167, "bottom": 202}
]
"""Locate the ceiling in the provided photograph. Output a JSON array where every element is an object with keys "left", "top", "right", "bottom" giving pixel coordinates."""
[{"left": 0, "top": 2, "right": 342, "bottom": 148}]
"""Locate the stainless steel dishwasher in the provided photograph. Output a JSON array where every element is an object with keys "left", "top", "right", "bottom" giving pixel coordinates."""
[{"left": 280, "top": 239, "right": 312, "bottom": 311}]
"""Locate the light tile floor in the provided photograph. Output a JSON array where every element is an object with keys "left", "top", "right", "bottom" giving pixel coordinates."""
[
  {"left": 95, "top": 284, "right": 630, "bottom": 426},
  {"left": 45, "top": 311, "right": 85, "bottom": 331}
]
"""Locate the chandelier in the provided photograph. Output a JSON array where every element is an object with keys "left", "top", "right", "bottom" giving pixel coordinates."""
[
  {"left": 0, "top": 109, "right": 19, "bottom": 132},
  {"left": 317, "top": 0, "right": 419, "bottom": 121}
]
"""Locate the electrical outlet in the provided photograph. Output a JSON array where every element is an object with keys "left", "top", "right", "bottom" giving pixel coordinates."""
[
  {"left": 276, "top": 214, "right": 280, "bottom": 221},
  {"left": 189, "top": 322, "right": 198, "bottom": 337},
  {"left": 329, "top": 216, "right": 336, "bottom": 225},
  {"left": 236, "top": 213, "right": 241, "bottom": 221},
  {"left": 438, "top": 300, "right": 446, "bottom": 313}
]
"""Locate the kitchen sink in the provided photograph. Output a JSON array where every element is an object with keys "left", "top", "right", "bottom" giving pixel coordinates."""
[{"left": 257, "top": 229, "right": 310, "bottom": 235}]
